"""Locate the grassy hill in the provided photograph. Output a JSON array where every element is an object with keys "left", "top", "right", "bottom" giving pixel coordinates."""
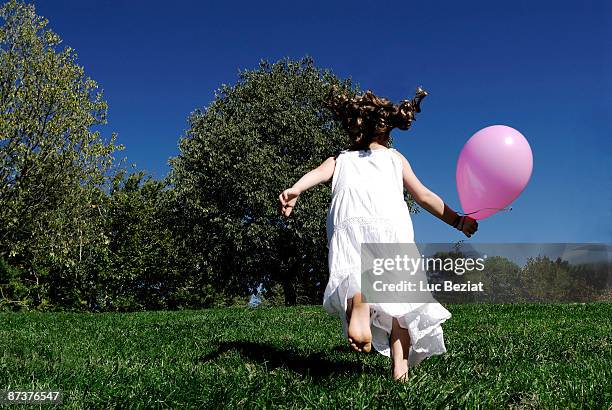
[{"left": 1, "top": 304, "right": 610, "bottom": 408}]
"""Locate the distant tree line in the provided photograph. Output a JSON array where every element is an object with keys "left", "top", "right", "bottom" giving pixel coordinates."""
[{"left": 427, "top": 252, "right": 610, "bottom": 303}]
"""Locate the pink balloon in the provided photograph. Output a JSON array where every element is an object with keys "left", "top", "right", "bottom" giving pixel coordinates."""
[{"left": 456, "top": 125, "right": 533, "bottom": 220}]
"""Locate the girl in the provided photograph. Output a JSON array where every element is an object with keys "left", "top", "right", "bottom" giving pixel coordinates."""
[{"left": 278, "top": 87, "right": 478, "bottom": 381}]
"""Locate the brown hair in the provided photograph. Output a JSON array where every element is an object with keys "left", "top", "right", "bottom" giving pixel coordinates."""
[{"left": 326, "top": 86, "right": 427, "bottom": 150}]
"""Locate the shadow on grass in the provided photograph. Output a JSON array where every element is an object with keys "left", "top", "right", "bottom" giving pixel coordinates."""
[{"left": 198, "top": 341, "right": 378, "bottom": 380}]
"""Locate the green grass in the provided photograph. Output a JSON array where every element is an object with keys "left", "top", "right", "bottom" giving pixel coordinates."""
[{"left": 1, "top": 304, "right": 611, "bottom": 409}]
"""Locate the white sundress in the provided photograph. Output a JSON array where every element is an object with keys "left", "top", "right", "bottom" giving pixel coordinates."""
[{"left": 322, "top": 147, "right": 452, "bottom": 367}]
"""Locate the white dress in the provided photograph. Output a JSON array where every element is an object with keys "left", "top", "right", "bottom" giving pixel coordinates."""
[{"left": 322, "top": 148, "right": 452, "bottom": 367}]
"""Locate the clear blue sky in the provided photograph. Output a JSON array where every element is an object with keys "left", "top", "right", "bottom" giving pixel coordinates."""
[{"left": 36, "top": 0, "right": 610, "bottom": 243}]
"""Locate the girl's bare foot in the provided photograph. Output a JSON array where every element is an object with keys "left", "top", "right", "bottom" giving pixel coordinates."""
[
  {"left": 392, "top": 359, "right": 409, "bottom": 382},
  {"left": 390, "top": 317, "right": 410, "bottom": 381},
  {"left": 346, "top": 293, "right": 372, "bottom": 353}
]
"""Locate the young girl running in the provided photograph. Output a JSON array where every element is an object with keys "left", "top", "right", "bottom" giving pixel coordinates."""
[{"left": 278, "top": 87, "right": 478, "bottom": 381}]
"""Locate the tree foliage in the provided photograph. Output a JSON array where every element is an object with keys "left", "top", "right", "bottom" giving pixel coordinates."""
[
  {"left": 169, "top": 57, "right": 359, "bottom": 305},
  {"left": 0, "top": 0, "right": 122, "bottom": 309}
]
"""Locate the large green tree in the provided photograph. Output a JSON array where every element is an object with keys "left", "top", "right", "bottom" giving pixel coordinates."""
[
  {"left": 170, "top": 57, "right": 419, "bottom": 305},
  {"left": 0, "top": 0, "right": 121, "bottom": 310},
  {"left": 169, "top": 57, "right": 359, "bottom": 305}
]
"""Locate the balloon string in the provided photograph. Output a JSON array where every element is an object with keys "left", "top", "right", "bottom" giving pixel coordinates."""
[{"left": 459, "top": 207, "right": 513, "bottom": 216}]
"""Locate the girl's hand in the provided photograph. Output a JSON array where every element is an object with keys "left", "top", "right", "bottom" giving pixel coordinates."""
[
  {"left": 458, "top": 216, "right": 478, "bottom": 238},
  {"left": 278, "top": 187, "right": 300, "bottom": 217}
]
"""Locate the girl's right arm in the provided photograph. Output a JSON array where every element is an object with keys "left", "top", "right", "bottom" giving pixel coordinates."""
[
  {"left": 278, "top": 156, "right": 336, "bottom": 217},
  {"left": 394, "top": 151, "right": 478, "bottom": 237}
]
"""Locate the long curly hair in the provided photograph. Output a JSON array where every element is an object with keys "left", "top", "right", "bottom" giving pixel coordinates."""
[{"left": 326, "top": 86, "right": 427, "bottom": 150}]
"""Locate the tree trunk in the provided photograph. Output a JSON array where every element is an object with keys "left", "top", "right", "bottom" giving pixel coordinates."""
[{"left": 282, "top": 276, "right": 296, "bottom": 306}]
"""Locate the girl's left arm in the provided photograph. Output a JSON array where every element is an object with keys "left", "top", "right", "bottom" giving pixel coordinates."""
[{"left": 278, "top": 156, "right": 336, "bottom": 217}]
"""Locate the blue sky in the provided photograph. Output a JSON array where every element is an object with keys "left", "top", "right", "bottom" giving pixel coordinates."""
[{"left": 36, "top": 0, "right": 610, "bottom": 243}]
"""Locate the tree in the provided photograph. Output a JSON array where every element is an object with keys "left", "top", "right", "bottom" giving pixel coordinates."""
[
  {"left": 477, "top": 256, "right": 522, "bottom": 302},
  {"left": 520, "top": 256, "right": 574, "bottom": 302},
  {"left": 0, "top": 0, "right": 122, "bottom": 310},
  {"left": 169, "top": 57, "right": 366, "bottom": 305}
]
